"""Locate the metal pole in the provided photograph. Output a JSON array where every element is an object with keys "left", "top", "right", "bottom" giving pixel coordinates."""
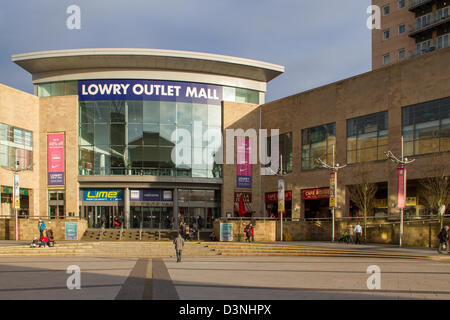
[
  {"left": 399, "top": 136, "right": 404, "bottom": 247},
  {"left": 280, "top": 155, "right": 283, "bottom": 242},
  {"left": 332, "top": 146, "right": 335, "bottom": 242}
]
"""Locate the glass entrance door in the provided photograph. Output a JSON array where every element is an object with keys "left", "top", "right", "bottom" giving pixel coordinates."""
[{"left": 83, "top": 206, "right": 124, "bottom": 228}]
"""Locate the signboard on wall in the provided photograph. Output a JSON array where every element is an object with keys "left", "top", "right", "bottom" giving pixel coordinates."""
[
  {"left": 220, "top": 223, "right": 233, "bottom": 242},
  {"left": 302, "top": 188, "right": 329, "bottom": 200},
  {"left": 78, "top": 80, "right": 223, "bottom": 105},
  {"left": 48, "top": 133, "right": 65, "bottom": 185},
  {"left": 83, "top": 189, "right": 124, "bottom": 201},
  {"left": 65, "top": 222, "right": 78, "bottom": 240},
  {"left": 236, "top": 137, "right": 252, "bottom": 188}
]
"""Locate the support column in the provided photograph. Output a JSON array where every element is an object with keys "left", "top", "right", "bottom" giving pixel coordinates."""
[
  {"left": 124, "top": 187, "right": 130, "bottom": 229},
  {"left": 173, "top": 188, "right": 178, "bottom": 231}
]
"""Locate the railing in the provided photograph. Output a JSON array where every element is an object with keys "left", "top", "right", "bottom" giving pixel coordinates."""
[
  {"left": 409, "top": 0, "right": 434, "bottom": 10},
  {"left": 409, "top": 40, "right": 436, "bottom": 57},
  {"left": 219, "top": 215, "right": 448, "bottom": 223},
  {"left": 409, "top": 12, "right": 450, "bottom": 35}
]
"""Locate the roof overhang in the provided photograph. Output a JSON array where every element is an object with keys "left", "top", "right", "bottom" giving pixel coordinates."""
[{"left": 12, "top": 48, "right": 285, "bottom": 85}]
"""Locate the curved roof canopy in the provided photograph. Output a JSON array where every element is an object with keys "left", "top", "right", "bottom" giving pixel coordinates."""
[{"left": 12, "top": 48, "right": 284, "bottom": 83}]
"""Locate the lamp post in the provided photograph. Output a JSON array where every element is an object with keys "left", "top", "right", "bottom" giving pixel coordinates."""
[
  {"left": 385, "top": 136, "right": 415, "bottom": 247},
  {"left": 316, "top": 145, "right": 346, "bottom": 242}
]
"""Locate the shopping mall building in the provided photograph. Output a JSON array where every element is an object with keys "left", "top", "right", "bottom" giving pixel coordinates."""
[{"left": 0, "top": 47, "right": 449, "bottom": 233}]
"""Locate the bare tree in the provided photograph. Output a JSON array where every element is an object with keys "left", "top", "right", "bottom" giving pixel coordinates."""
[
  {"left": 347, "top": 168, "right": 378, "bottom": 242},
  {"left": 419, "top": 158, "right": 450, "bottom": 229}
]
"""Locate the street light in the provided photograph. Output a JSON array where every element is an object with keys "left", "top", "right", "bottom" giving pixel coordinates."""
[
  {"left": 316, "top": 145, "right": 347, "bottom": 242},
  {"left": 385, "top": 136, "right": 415, "bottom": 247}
]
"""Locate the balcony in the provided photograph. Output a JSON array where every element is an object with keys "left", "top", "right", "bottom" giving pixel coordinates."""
[
  {"left": 409, "top": 40, "right": 436, "bottom": 57},
  {"left": 409, "top": 0, "right": 434, "bottom": 11},
  {"left": 409, "top": 12, "right": 450, "bottom": 37}
]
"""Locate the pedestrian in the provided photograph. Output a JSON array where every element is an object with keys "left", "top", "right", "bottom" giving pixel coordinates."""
[
  {"left": 40, "top": 234, "right": 49, "bottom": 248},
  {"left": 173, "top": 233, "right": 184, "bottom": 262},
  {"left": 244, "top": 224, "right": 250, "bottom": 242},
  {"left": 38, "top": 219, "right": 46, "bottom": 238},
  {"left": 438, "top": 225, "right": 449, "bottom": 252},
  {"left": 354, "top": 223, "right": 362, "bottom": 244},
  {"left": 347, "top": 224, "right": 354, "bottom": 244},
  {"left": 209, "top": 231, "right": 217, "bottom": 241}
]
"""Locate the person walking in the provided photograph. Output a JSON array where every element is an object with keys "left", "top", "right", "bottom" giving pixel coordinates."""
[
  {"left": 354, "top": 223, "right": 362, "bottom": 244},
  {"left": 438, "top": 225, "right": 449, "bottom": 253},
  {"left": 347, "top": 224, "right": 354, "bottom": 244},
  {"left": 173, "top": 233, "right": 185, "bottom": 262},
  {"left": 38, "top": 219, "right": 46, "bottom": 238},
  {"left": 249, "top": 223, "right": 255, "bottom": 242},
  {"left": 244, "top": 224, "right": 251, "bottom": 242}
]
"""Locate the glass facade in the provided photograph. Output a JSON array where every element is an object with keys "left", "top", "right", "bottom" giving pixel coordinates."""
[
  {"left": 79, "top": 100, "right": 222, "bottom": 178},
  {"left": 302, "top": 123, "right": 336, "bottom": 170},
  {"left": 347, "top": 111, "right": 388, "bottom": 163},
  {"left": 402, "top": 96, "right": 450, "bottom": 156},
  {"left": 266, "top": 132, "right": 293, "bottom": 173},
  {"left": 0, "top": 123, "right": 33, "bottom": 170}
]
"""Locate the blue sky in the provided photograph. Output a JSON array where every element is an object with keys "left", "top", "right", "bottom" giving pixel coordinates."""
[{"left": 0, "top": 0, "right": 372, "bottom": 102}]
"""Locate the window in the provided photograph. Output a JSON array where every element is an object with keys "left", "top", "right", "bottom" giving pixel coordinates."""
[
  {"left": 416, "top": 14, "right": 432, "bottom": 30},
  {"left": 48, "top": 191, "right": 65, "bottom": 219},
  {"left": 347, "top": 111, "right": 388, "bottom": 164},
  {"left": 383, "top": 5, "right": 390, "bottom": 15},
  {"left": 402, "top": 97, "right": 450, "bottom": 156},
  {"left": 398, "top": 48, "right": 406, "bottom": 60},
  {"left": 302, "top": 123, "right": 336, "bottom": 171},
  {"left": 0, "top": 123, "right": 33, "bottom": 171},
  {"left": 438, "top": 7, "right": 450, "bottom": 20},
  {"left": 398, "top": 24, "right": 406, "bottom": 35},
  {"left": 438, "top": 33, "right": 450, "bottom": 49},
  {"left": 38, "top": 81, "right": 78, "bottom": 97},
  {"left": 383, "top": 53, "right": 390, "bottom": 65},
  {"left": 266, "top": 132, "right": 293, "bottom": 174},
  {"left": 398, "top": 0, "right": 405, "bottom": 9},
  {"left": 416, "top": 39, "right": 434, "bottom": 55},
  {"left": 383, "top": 29, "right": 390, "bottom": 40}
]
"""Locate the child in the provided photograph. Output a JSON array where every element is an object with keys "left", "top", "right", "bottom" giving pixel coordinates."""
[
  {"left": 30, "top": 236, "right": 39, "bottom": 248},
  {"left": 40, "top": 234, "right": 49, "bottom": 248}
]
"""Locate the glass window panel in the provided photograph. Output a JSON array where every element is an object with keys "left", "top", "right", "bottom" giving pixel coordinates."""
[
  {"left": 110, "top": 124, "right": 125, "bottom": 145},
  {"left": 24, "top": 131, "right": 33, "bottom": 147},
  {"left": 127, "top": 146, "right": 143, "bottom": 168},
  {"left": 51, "top": 82, "right": 64, "bottom": 96},
  {"left": 415, "top": 120, "right": 440, "bottom": 139},
  {"left": 80, "top": 102, "right": 94, "bottom": 124},
  {"left": 94, "top": 146, "right": 110, "bottom": 175},
  {"left": 208, "top": 105, "right": 221, "bottom": 127},
  {"left": 159, "top": 125, "right": 176, "bottom": 147},
  {"left": 143, "top": 124, "right": 159, "bottom": 146},
  {"left": 177, "top": 103, "right": 192, "bottom": 125},
  {"left": 358, "top": 148, "right": 377, "bottom": 162},
  {"left": 128, "top": 123, "right": 143, "bottom": 145},
  {"left": 38, "top": 83, "right": 51, "bottom": 97},
  {"left": 193, "top": 104, "right": 208, "bottom": 125},
  {"left": 127, "top": 101, "right": 143, "bottom": 123},
  {"left": 414, "top": 138, "right": 439, "bottom": 154},
  {"left": 223, "top": 87, "right": 235, "bottom": 102},
  {"left": 160, "top": 102, "right": 176, "bottom": 124},
  {"left": 143, "top": 101, "right": 160, "bottom": 123},
  {"left": 49, "top": 192, "right": 58, "bottom": 201},
  {"left": 159, "top": 146, "right": 175, "bottom": 168},
  {"left": 0, "top": 145, "right": 7, "bottom": 167},
  {"left": 64, "top": 81, "right": 78, "bottom": 95},
  {"left": 404, "top": 141, "right": 414, "bottom": 157},
  {"left": 94, "top": 124, "right": 110, "bottom": 145},
  {"left": 13, "top": 128, "right": 23, "bottom": 145},
  {"left": 192, "top": 169, "right": 208, "bottom": 178},
  {"left": 142, "top": 146, "right": 159, "bottom": 168},
  {"left": 94, "top": 102, "right": 110, "bottom": 123},
  {"left": 357, "top": 133, "right": 378, "bottom": 149},
  {"left": 110, "top": 146, "right": 126, "bottom": 168},
  {"left": 347, "top": 150, "right": 356, "bottom": 164},
  {"left": 110, "top": 101, "right": 125, "bottom": 123},
  {"left": 79, "top": 124, "right": 94, "bottom": 145},
  {"left": 79, "top": 146, "right": 94, "bottom": 173}
]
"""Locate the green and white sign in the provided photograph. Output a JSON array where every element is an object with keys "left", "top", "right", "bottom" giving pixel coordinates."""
[
  {"left": 65, "top": 222, "right": 78, "bottom": 240},
  {"left": 220, "top": 223, "right": 233, "bottom": 242}
]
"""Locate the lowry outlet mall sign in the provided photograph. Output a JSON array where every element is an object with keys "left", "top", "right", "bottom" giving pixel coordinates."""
[{"left": 78, "top": 80, "right": 222, "bottom": 105}]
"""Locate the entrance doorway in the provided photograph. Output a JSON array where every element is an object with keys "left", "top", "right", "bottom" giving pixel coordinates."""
[
  {"left": 179, "top": 207, "right": 217, "bottom": 229},
  {"left": 82, "top": 206, "right": 124, "bottom": 228},
  {"left": 130, "top": 206, "right": 173, "bottom": 229}
]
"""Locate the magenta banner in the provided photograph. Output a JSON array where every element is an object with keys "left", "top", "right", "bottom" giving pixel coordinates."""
[
  {"left": 397, "top": 168, "right": 406, "bottom": 209},
  {"left": 48, "top": 133, "right": 65, "bottom": 185},
  {"left": 236, "top": 137, "right": 252, "bottom": 188}
]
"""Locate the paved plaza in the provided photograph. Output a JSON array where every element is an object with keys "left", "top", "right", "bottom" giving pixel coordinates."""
[{"left": 1, "top": 252, "right": 450, "bottom": 299}]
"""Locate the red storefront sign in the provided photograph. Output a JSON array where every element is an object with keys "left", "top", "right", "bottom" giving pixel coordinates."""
[
  {"left": 234, "top": 192, "right": 252, "bottom": 203},
  {"left": 265, "top": 190, "right": 292, "bottom": 203},
  {"left": 302, "top": 188, "right": 330, "bottom": 200}
]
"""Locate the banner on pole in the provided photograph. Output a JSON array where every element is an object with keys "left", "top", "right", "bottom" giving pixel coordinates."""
[
  {"left": 397, "top": 168, "right": 407, "bottom": 209},
  {"left": 329, "top": 172, "right": 336, "bottom": 208},
  {"left": 278, "top": 179, "right": 285, "bottom": 216},
  {"left": 13, "top": 174, "right": 20, "bottom": 209}
]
